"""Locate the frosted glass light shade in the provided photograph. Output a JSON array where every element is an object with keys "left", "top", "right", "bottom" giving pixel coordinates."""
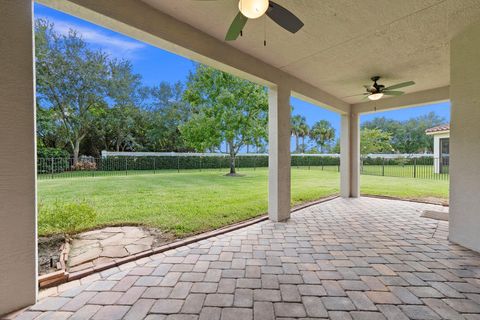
[
  {"left": 238, "top": 0, "right": 269, "bottom": 19},
  {"left": 368, "top": 93, "right": 384, "bottom": 101}
]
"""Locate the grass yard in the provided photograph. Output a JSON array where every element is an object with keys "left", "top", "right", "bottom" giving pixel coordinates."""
[{"left": 38, "top": 168, "right": 448, "bottom": 237}]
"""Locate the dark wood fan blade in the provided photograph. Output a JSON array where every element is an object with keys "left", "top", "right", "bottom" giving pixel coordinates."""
[
  {"left": 225, "top": 11, "right": 248, "bottom": 41},
  {"left": 384, "top": 81, "right": 415, "bottom": 91},
  {"left": 266, "top": 1, "right": 304, "bottom": 33},
  {"left": 383, "top": 90, "right": 404, "bottom": 96}
]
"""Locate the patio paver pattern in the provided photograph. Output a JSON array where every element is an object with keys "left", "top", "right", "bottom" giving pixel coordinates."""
[{"left": 15, "top": 197, "right": 480, "bottom": 319}]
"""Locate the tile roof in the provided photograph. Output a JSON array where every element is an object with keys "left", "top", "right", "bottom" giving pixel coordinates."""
[{"left": 425, "top": 124, "right": 449, "bottom": 134}]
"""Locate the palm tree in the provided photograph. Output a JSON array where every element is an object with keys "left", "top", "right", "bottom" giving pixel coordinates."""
[
  {"left": 298, "top": 121, "right": 309, "bottom": 153},
  {"left": 291, "top": 114, "right": 304, "bottom": 153},
  {"left": 309, "top": 120, "right": 335, "bottom": 153}
]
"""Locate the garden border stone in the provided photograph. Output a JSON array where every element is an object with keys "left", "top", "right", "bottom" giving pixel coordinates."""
[{"left": 37, "top": 195, "right": 339, "bottom": 289}]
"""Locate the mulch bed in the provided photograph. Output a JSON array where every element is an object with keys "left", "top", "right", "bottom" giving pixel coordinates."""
[{"left": 38, "top": 235, "right": 66, "bottom": 275}]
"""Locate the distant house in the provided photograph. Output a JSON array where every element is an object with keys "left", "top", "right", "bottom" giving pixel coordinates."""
[{"left": 425, "top": 124, "right": 449, "bottom": 174}]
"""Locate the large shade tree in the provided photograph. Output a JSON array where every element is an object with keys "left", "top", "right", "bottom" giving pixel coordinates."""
[
  {"left": 360, "top": 128, "right": 393, "bottom": 155},
  {"left": 181, "top": 65, "right": 268, "bottom": 175},
  {"left": 146, "top": 82, "right": 192, "bottom": 152},
  {"left": 35, "top": 19, "right": 110, "bottom": 164},
  {"left": 105, "top": 59, "right": 147, "bottom": 152},
  {"left": 361, "top": 112, "right": 445, "bottom": 153}
]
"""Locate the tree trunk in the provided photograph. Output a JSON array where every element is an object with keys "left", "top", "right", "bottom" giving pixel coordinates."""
[
  {"left": 229, "top": 141, "right": 236, "bottom": 175},
  {"left": 302, "top": 136, "right": 305, "bottom": 153},
  {"left": 295, "top": 135, "right": 299, "bottom": 153},
  {"left": 73, "top": 139, "right": 80, "bottom": 165}
]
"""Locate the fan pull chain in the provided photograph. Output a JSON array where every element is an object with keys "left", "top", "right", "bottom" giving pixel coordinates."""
[
  {"left": 240, "top": 0, "right": 243, "bottom": 37},
  {"left": 264, "top": 14, "right": 267, "bottom": 46}
]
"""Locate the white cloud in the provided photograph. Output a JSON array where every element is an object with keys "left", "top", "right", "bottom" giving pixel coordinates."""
[{"left": 36, "top": 15, "right": 146, "bottom": 59}]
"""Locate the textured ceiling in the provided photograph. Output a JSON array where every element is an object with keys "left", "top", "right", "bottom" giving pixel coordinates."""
[{"left": 142, "top": 0, "right": 480, "bottom": 104}]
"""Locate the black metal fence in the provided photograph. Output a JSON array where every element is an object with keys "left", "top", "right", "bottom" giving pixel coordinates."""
[
  {"left": 37, "top": 154, "right": 448, "bottom": 181},
  {"left": 361, "top": 156, "right": 448, "bottom": 180},
  {"left": 37, "top": 154, "right": 340, "bottom": 180}
]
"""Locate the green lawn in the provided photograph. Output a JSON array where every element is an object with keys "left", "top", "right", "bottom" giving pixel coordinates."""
[{"left": 37, "top": 168, "right": 448, "bottom": 237}]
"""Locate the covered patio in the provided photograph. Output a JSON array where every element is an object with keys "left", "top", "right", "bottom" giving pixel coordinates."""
[
  {"left": 12, "top": 197, "right": 480, "bottom": 319},
  {"left": 1, "top": 0, "right": 480, "bottom": 317}
]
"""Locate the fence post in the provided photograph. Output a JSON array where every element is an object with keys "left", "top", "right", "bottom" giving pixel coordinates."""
[
  {"left": 125, "top": 158, "right": 128, "bottom": 176},
  {"left": 199, "top": 156, "right": 202, "bottom": 172},
  {"left": 177, "top": 156, "right": 180, "bottom": 173},
  {"left": 153, "top": 158, "right": 156, "bottom": 174},
  {"left": 253, "top": 156, "right": 256, "bottom": 171},
  {"left": 51, "top": 157, "right": 54, "bottom": 179},
  {"left": 413, "top": 157, "right": 417, "bottom": 178},
  {"left": 382, "top": 158, "right": 385, "bottom": 176},
  {"left": 308, "top": 157, "right": 311, "bottom": 170}
]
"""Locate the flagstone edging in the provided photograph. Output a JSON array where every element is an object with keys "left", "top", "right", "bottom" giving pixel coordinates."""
[{"left": 38, "top": 195, "right": 339, "bottom": 288}]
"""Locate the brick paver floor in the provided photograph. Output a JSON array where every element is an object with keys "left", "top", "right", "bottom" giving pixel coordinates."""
[{"left": 13, "top": 197, "right": 480, "bottom": 319}]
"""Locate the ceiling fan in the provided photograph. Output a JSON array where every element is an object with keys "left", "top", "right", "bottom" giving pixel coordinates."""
[
  {"left": 196, "top": 0, "right": 304, "bottom": 41},
  {"left": 349, "top": 76, "right": 415, "bottom": 101}
]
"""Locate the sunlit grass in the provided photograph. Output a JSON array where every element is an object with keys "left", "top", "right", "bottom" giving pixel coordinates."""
[{"left": 38, "top": 168, "right": 448, "bottom": 236}]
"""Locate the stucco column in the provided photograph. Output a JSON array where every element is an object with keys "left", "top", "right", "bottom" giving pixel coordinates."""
[
  {"left": 268, "top": 85, "right": 291, "bottom": 221},
  {"left": 0, "top": 0, "right": 37, "bottom": 315},
  {"left": 340, "top": 112, "right": 360, "bottom": 198},
  {"left": 449, "top": 19, "right": 480, "bottom": 252}
]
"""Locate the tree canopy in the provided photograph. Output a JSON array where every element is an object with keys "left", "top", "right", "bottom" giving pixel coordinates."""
[
  {"left": 360, "top": 128, "right": 393, "bottom": 155},
  {"left": 35, "top": 17, "right": 448, "bottom": 173},
  {"left": 36, "top": 19, "right": 109, "bottom": 163},
  {"left": 361, "top": 112, "right": 445, "bottom": 153},
  {"left": 181, "top": 65, "right": 268, "bottom": 174},
  {"left": 309, "top": 120, "right": 336, "bottom": 153}
]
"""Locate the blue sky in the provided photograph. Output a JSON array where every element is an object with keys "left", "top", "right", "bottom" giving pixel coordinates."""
[{"left": 34, "top": 3, "right": 450, "bottom": 152}]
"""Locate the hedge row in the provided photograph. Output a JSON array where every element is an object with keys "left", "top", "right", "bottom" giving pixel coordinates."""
[{"left": 37, "top": 155, "right": 341, "bottom": 173}]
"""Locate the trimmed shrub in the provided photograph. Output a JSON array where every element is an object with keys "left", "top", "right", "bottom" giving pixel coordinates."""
[
  {"left": 37, "top": 147, "right": 70, "bottom": 173},
  {"left": 96, "top": 155, "right": 340, "bottom": 171},
  {"left": 71, "top": 159, "right": 97, "bottom": 171}
]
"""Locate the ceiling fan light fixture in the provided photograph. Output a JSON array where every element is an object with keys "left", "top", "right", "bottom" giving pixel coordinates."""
[
  {"left": 238, "top": 0, "right": 269, "bottom": 19},
  {"left": 368, "top": 93, "right": 384, "bottom": 101}
]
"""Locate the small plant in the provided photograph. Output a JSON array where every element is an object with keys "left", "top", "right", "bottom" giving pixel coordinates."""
[
  {"left": 71, "top": 159, "right": 97, "bottom": 171},
  {"left": 38, "top": 201, "right": 97, "bottom": 236},
  {"left": 395, "top": 157, "right": 409, "bottom": 167}
]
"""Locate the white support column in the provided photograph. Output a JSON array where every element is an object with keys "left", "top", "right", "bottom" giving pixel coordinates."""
[
  {"left": 449, "top": 19, "right": 480, "bottom": 253},
  {"left": 0, "top": 0, "right": 37, "bottom": 315},
  {"left": 268, "top": 85, "right": 291, "bottom": 222},
  {"left": 340, "top": 112, "right": 360, "bottom": 198}
]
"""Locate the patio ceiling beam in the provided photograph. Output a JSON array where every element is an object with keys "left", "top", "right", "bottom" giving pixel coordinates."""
[
  {"left": 352, "top": 86, "right": 450, "bottom": 115},
  {"left": 38, "top": 0, "right": 350, "bottom": 114}
]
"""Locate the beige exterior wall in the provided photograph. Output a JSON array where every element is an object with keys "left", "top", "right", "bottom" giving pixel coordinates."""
[
  {"left": 0, "top": 0, "right": 37, "bottom": 315},
  {"left": 449, "top": 19, "right": 480, "bottom": 252}
]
